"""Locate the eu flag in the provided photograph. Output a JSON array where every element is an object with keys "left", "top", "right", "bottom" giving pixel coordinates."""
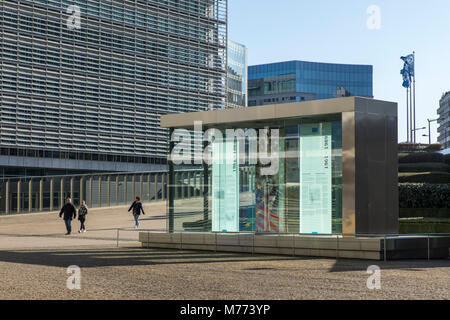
[
  {"left": 400, "top": 66, "right": 411, "bottom": 88},
  {"left": 401, "top": 54, "right": 415, "bottom": 77}
]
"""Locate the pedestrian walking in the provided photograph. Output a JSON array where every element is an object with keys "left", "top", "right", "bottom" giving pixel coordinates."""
[
  {"left": 128, "top": 196, "right": 145, "bottom": 228},
  {"left": 78, "top": 200, "right": 88, "bottom": 233},
  {"left": 59, "top": 197, "right": 77, "bottom": 235}
]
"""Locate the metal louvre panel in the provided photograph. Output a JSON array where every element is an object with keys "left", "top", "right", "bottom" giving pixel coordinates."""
[{"left": 0, "top": 0, "right": 228, "bottom": 159}]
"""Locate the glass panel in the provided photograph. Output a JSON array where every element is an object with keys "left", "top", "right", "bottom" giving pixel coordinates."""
[
  {"left": 212, "top": 138, "right": 239, "bottom": 233},
  {"left": 0, "top": 180, "right": 6, "bottom": 215},
  {"left": 117, "top": 176, "right": 125, "bottom": 205},
  {"left": 126, "top": 175, "right": 134, "bottom": 203},
  {"left": 101, "top": 178, "right": 109, "bottom": 207},
  {"left": 299, "top": 123, "right": 333, "bottom": 234},
  {"left": 90, "top": 177, "right": 99, "bottom": 208},
  {"left": 167, "top": 116, "right": 343, "bottom": 235},
  {"left": 110, "top": 176, "right": 117, "bottom": 205},
  {"left": 42, "top": 178, "right": 51, "bottom": 211}
]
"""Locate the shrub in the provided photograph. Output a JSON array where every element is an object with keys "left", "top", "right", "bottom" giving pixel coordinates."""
[
  {"left": 398, "top": 143, "right": 442, "bottom": 153},
  {"left": 399, "top": 220, "right": 450, "bottom": 234},
  {"left": 398, "top": 162, "right": 450, "bottom": 173},
  {"left": 398, "top": 152, "right": 444, "bottom": 164},
  {"left": 445, "top": 154, "right": 450, "bottom": 165},
  {"left": 423, "top": 144, "right": 443, "bottom": 152},
  {"left": 399, "top": 183, "right": 450, "bottom": 208},
  {"left": 399, "top": 208, "right": 449, "bottom": 218},
  {"left": 398, "top": 172, "right": 450, "bottom": 184}
]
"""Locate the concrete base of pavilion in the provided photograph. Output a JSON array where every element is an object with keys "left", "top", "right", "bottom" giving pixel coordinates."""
[{"left": 139, "top": 232, "right": 450, "bottom": 260}]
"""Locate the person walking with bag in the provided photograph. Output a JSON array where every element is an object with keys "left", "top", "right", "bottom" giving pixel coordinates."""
[
  {"left": 128, "top": 196, "right": 145, "bottom": 228},
  {"left": 78, "top": 200, "right": 88, "bottom": 233}
]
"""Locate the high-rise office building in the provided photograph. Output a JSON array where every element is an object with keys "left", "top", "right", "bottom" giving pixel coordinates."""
[
  {"left": 0, "top": 0, "right": 227, "bottom": 177},
  {"left": 437, "top": 91, "right": 450, "bottom": 151},
  {"left": 248, "top": 60, "right": 373, "bottom": 106},
  {"left": 227, "top": 39, "right": 247, "bottom": 108}
]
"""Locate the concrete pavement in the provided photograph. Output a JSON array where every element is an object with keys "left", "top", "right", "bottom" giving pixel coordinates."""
[
  {"left": 0, "top": 202, "right": 449, "bottom": 300},
  {"left": 0, "top": 202, "right": 166, "bottom": 249}
]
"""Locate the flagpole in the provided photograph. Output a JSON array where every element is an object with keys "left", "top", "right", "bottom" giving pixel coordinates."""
[
  {"left": 413, "top": 51, "right": 416, "bottom": 144},
  {"left": 409, "top": 79, "right": 413, "bottom": 144},
  {"left": 406, "top": 87, "right": 410, "bottom": 142}
]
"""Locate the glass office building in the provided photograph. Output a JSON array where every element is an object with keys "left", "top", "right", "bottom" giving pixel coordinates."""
[
  {"left": 227, "top": 40, "right": 247, "bottom": 108},
  {"left": 248, "top": 60, "right": 373, "bottom": 106},
  {"left": 0, "top": 0, "right": 227, "bottom": 176}
]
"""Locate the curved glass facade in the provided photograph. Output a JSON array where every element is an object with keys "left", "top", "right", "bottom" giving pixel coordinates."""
[
  {"left": 227, "top": 40, "right": 248, "bottom": 108},
  {"left": 248, "top": 60, "right": 373, "bottom": 106}
]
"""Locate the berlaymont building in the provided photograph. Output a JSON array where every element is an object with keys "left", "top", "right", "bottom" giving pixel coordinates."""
[{"left": 0, "top": 0, "right": 227, "bottom": 177}]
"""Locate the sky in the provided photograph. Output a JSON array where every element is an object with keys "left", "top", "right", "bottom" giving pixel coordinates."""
[{"left": 228, "top": 0, "right": 450, "bottom": 143}]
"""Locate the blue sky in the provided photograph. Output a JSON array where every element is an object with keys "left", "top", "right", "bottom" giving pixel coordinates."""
[{"left": 228, "top": 0, "right": 450, "bottom": 143}]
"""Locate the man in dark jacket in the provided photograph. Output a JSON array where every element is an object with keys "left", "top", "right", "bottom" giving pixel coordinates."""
[
  {"left": 59, "top": 197, "right": 77, "bottom": 235},
  {"left": 128, "top": 197, "right": 145, "bottom": 228}
]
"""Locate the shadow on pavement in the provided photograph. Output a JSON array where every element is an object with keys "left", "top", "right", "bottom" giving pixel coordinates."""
[
  {"left": 0, "top": 247, "right": 304, "bottom": 268},
  {"left": 329, "top": 257, "right": 450, "bottom": 273}
]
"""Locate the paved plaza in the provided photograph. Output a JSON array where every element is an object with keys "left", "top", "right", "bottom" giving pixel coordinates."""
[{"left": 0, "top": 203, "right": 449, "bottom": 300}]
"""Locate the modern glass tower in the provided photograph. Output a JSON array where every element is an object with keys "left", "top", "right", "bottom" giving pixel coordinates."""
[
  {"left": 0, "top": 0, "right": 227, "bottom": 176},
  {"left": 248, "top": 60, "right": 373, "bottom": 106},
  {"left": 227, "top": 39, "right": 247, "bottom": 108}
]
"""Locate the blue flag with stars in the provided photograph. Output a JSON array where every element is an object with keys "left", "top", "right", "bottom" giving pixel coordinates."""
[
  {"left": 400, "top": 66, "right": 411, "bottom": 88},
  {"left": 401, "top": 53, "right": 415, "bottom": 77}
]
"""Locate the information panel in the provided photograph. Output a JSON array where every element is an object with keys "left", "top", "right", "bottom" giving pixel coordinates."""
[
  {"left": 299, "top": 123, "right": 332, "bottom": 234},
  {"left": 212, "top": 138, "right": 240, "bottom": 232}
]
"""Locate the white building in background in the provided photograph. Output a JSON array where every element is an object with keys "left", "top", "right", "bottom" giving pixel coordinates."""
[{"left": 438, "top": 91, "right": 450, "bottom": 152}]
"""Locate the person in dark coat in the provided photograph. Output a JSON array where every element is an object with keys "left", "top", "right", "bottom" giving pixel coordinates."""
[
  {"left": 59, "top": 197, "right": 77, "bottom": 235},
  {"left": 78, "top": 200, "right": 88, "bottom": 233},
  {"left": 128, "top": 196, "right": 145, "bottom": 228}
]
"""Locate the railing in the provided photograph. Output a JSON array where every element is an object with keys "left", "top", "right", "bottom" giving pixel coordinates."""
[
  {"left": 0, "top": 169, "right": 205, "bottom": 215},
  {"left": 125, "top": 229, "right": 450, "bottom": 261},
  {"left": 0, "top": 166, "right": 257, "bottom": 215}
]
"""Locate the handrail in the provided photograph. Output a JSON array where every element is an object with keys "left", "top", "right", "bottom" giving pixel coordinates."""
[
  {"left": 130, "top": 229, "right": 450, "bottom": 260},
  {"left": 0, "top": 168, "right": 205, "bottom": 182}
]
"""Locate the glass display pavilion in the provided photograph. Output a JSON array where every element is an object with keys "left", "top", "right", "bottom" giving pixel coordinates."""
[{"left": 161, "top": 97, "right": 399, "bottom": 237}]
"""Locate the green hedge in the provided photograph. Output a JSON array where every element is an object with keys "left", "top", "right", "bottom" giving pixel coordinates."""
[
  {"left": 398, "top": 172, "right": 450, "bottom": 184},
  {"left": 399, "top": 220, "right": 450, "bottom": 234},
  {"left": 399, "top": 183, "right": 450, "bottom": 208},
  {"left": 399, "top": 152, "right": 444, "bottom": 164},
  {"left": 445, "top": 154, "right": 450, "bottom": 165},
  {"left": 398, "top": 162, "right": 450, "bottom": 173},
  {"left": 400, "top": 208, "right": 449, "bottom": 218}
]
